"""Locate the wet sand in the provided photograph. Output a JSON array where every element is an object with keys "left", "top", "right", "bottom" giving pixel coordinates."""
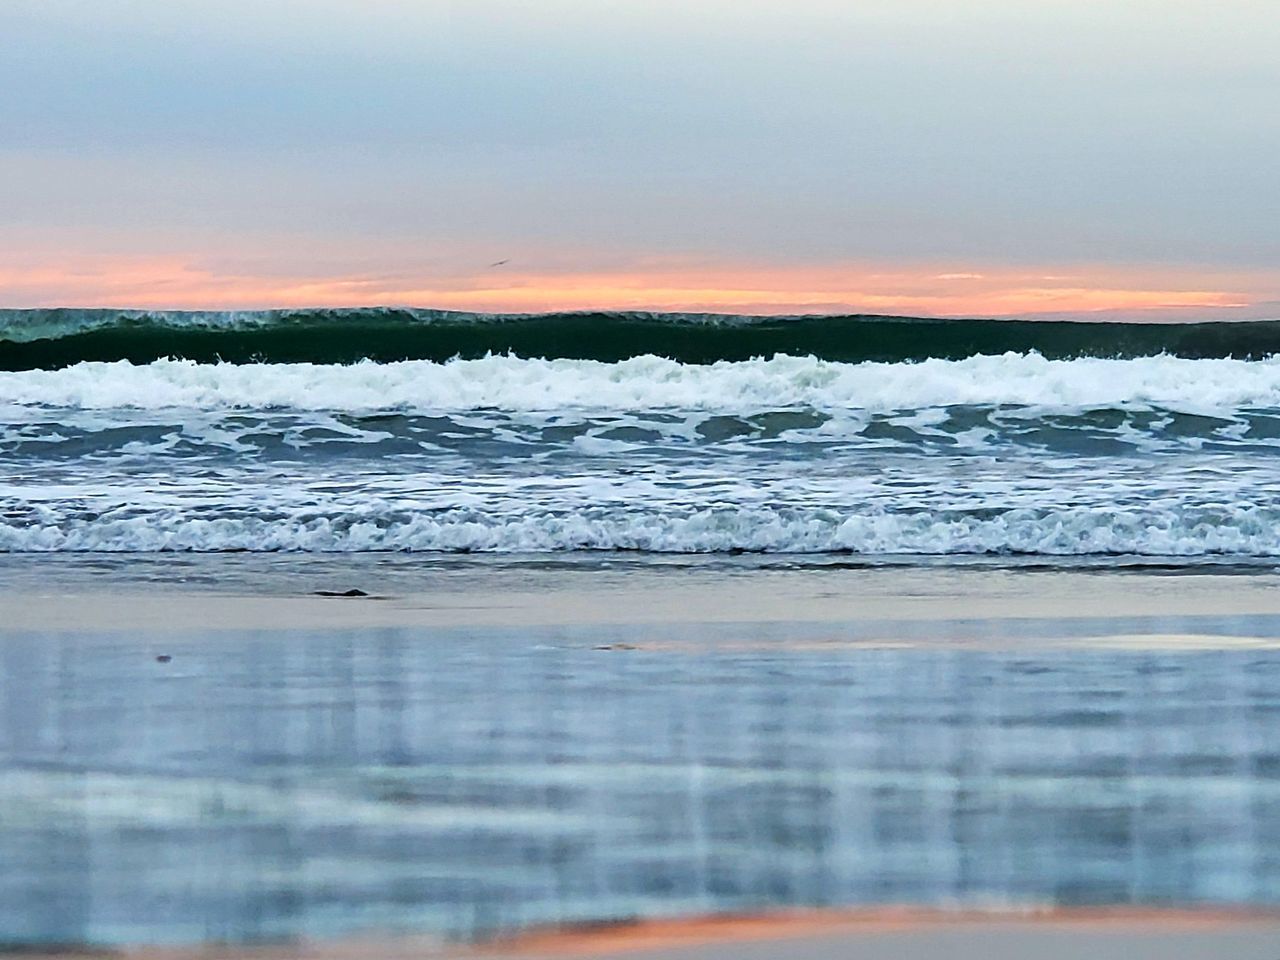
[
  {"left": 469, "top": 908, "right": 1280, "bottom": 959},
  {"left": 5, "top": 558, "right": 1280, "bottom": 637},
  {"left": 5, "top": 558, "right": 1280, "bottom": 952},
  {"left": 17, "top": 909, "right": 1280, "bottom": 960}
]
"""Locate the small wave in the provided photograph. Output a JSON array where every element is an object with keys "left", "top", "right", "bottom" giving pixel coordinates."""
[
  {"left": 4, "top": 504, "right": 1279, "bottom": 555},
  {"left": 5, "top": 354, "right": 1280, "bottom": 414},
  {"left": 2, "top": 307, "right": 1279, "bottom": 368}
]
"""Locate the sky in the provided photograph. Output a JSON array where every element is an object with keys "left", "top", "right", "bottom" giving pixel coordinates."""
[{"left": 1, "top": 0, "right": 1277, "bottom": 318}]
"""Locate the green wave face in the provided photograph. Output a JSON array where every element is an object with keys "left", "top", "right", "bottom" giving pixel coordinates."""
[{"left": 2, "top": 308, "right": 1279, "bottom": 368}]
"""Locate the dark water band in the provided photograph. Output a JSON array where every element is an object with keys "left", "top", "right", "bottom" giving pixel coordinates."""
[{"left": 3, "top": 307, "right": 1279, "bottom": 368}]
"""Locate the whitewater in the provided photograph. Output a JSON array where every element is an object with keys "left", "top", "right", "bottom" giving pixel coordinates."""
[
  {"left": 4, "top": 344, "right": 1280, "bottom": 558},
  {"left": 8, "top": 353, "right": 1280, "bottom": 412}
]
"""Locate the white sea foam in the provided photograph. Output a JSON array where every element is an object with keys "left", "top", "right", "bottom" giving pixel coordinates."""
[
  {"left": 7, "top": 354, "right": 1280, "bottom": 557},
  {"left": 4, "top": 504, "right": 1278, "bottom": 555},
  {"left": 5, "top": 354, "right": 1280, "bottom": 414}
]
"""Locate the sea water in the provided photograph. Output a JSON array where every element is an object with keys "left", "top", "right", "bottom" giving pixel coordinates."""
[
  {"left": 5, "top": 310, "right": 1280, "bottom": 558},
  {"left": 5, "top": 310, "right": 1280, "bottom": 946}
]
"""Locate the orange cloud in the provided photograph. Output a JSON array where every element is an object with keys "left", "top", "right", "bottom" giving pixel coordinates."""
[{"left": 0, "top": 255, "right": 1272, "bottom": 320}]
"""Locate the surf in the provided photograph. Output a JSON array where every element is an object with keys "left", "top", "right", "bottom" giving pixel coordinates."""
[
  {"left": 3, "top": 307, "right": 1280, "bottom": 369},
  {"left": 7, "top": 352, "right": 1280, "bottom": 413}
]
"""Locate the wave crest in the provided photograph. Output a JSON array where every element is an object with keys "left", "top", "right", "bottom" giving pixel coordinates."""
[
  {"left": 5, "top": 353, "right": 1280, "bottom": 413},
  {"left": 3, "top": 307, "right": 1278, "bottom": 367}
]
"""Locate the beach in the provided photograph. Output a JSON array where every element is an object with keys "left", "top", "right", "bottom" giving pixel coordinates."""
[
  {"left": 461, "top": 909, "right": 1280, "bottom": 959},
  {"left": 7, "top": 554, "right": 1280, "bottom": 633},
  {"left": 15, "top": 910, "right": 1280, "bottom": 959},
  {"left": 7, "top": 312, "right": 1280, "bottom": 955},
  {"left": 4, "top": 558, "right": 1280, "bottom": 953},
  {"left": 9, "top": 0, "right": 1280, "bottom": 953}
]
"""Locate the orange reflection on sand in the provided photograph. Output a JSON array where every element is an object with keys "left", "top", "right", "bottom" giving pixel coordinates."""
[{"left": 472, "top": 906, "right": 1280, "bottom": 958}]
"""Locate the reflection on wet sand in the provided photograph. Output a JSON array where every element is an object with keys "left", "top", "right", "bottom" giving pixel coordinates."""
[{"left": 2, "top": 621, "right": 1279, "bottom": 946}]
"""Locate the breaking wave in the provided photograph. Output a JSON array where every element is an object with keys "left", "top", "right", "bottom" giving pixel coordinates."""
[
  {"left": 3, "top": 307, "right": 1279, "bottom": 368},
  {"left": 7, "top": 346, "right": 1280, "bottom": 560},
  {"left": 4, "top": 504, "right": 1279, "bottom": 555},
  {"left": 6, "top": 353, "right": 1280, "bottom": 413}
]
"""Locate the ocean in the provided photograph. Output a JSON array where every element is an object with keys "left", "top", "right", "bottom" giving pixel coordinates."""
[
  {"left": 5, "top": 309, "right": 1280, "bottom": 948},
  {"left": 5, "top": 308, "right": 1280, "bottom": 560}
]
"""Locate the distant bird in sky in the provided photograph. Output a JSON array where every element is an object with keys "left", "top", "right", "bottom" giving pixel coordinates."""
[{"left": 489, "top": 258, "right": 510, "bottom": 268}]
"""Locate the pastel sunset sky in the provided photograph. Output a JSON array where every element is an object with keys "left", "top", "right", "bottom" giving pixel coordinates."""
[{"left": 2, "top": 0, "right": 1277, "bottom": 318}]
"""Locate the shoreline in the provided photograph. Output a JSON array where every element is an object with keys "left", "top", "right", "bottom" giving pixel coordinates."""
[{"left": 5, "top": 561, "right": 1280, "bottom": 635}]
